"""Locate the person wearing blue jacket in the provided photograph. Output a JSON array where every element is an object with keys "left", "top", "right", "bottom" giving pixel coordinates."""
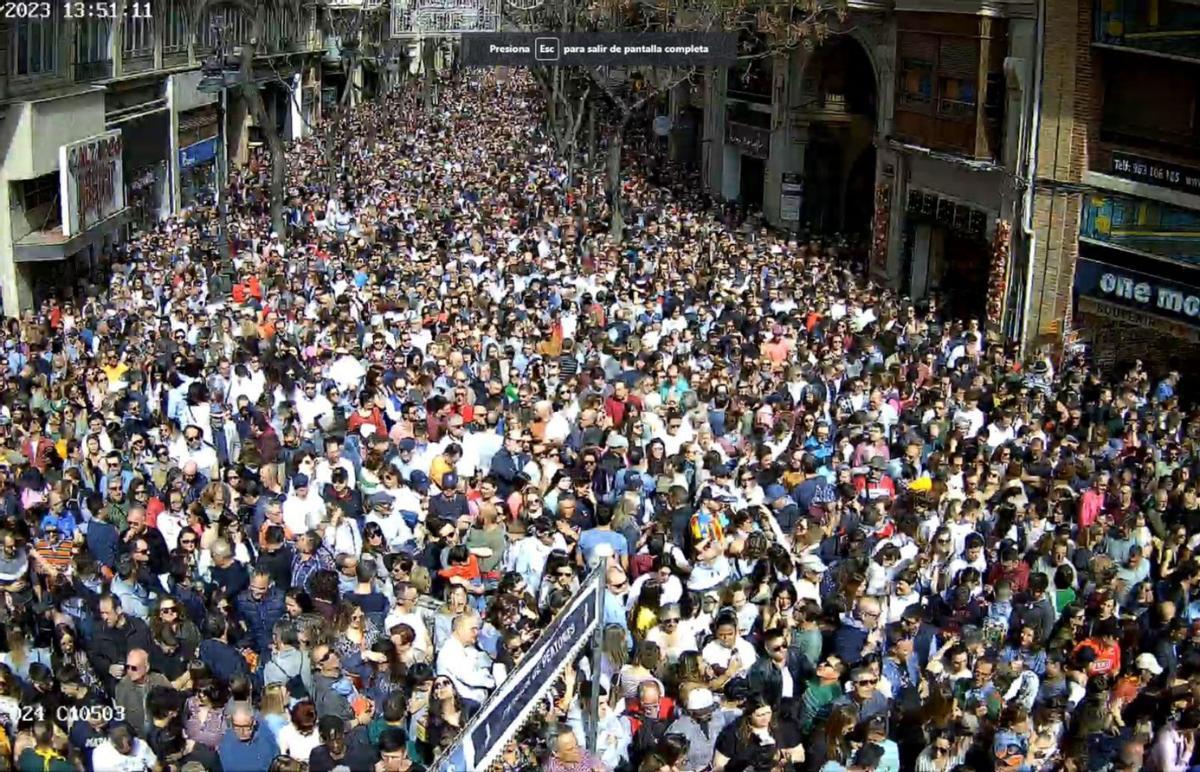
[
  {"left": 235, "top": 569, "right": 286, "bottom": 656},
  {"left": 198, "top": 613, "right": 250, "bottom": 685},
  {"left": 218, "top": 705, "right": 279, "bottom": 772}
]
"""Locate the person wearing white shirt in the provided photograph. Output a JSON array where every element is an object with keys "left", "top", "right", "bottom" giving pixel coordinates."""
[
  {"left": 687, "top": 542, "right": 733, "bottom": 592},
  {"left": 295, "top": 383, "right": 333, "bottom": 433},
  {"left": 947, "top": 535, "right": 988, "bottom": 591},
  {"left": 506, "top": 526, "right": 564, "bottom": 596},
  {"left": 656, "top": 417, "right": 693, "bottom": 458},
  {"left": 321, "top": 510, "right": 362, "bottom": 558},
  {"left": 91, "top": 727, "right": 158, "bottom": 772},
  {"left": 365, "top": 493, "right": 414, "bottom": 553},
  {"left": 314, "top": 453, "right": 356, "bottom": 490},
  {"left": 328, "top": 352, "right": 366, "bottom": 394},
  {"left": 389, "top": 482, "right": 425, "bottom": 524},
  {"left": 626, "top": 566, "right": 683, "bottom": 613},
  {"left": 701, "top": 616, "right": 757, "bottom": 672},
  {"left": 435, "top": 613, "right": 495, "bottom": 706},
  {"left": 543, "top": 407, "right": 571, "bottom": 447},
  {"left": 385, "top": 582, "right": 432, "bottom": 659},
  {"left": 953, "top": 397, "right": 986, "bottom": 439},
  {"left": 985, "top": 413, "right": 1016, "bottom": 451},
  {"left": 156, "top": 507, "right": 187, "bottom": 552},
  {"left": 282, "top": 476, "right": 326, "bottom": 535}
]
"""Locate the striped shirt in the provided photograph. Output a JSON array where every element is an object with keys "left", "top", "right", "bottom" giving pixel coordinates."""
[{"left": 33, "top": 538, "right": 75, "bottom": 576}]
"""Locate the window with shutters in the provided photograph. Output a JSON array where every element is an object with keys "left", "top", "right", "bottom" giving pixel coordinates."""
[
  {"left": 897, "top": 31, "right": 980, "bottom": 119},
  {"left": 898, "top": 34, "right": 936, "bottom": 109},
  {"left": 937, "top": 38, "right": 978, "bottom": 117}
]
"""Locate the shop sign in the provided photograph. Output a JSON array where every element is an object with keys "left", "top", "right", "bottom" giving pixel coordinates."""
[
  {"left": 780, "top": 172, "right": 803, "bottom": 222},
  {"left": 59, "top": 130, "right": 125, "bottom": 238},
  {"left": 1081, "top": 192, "right": 1200, "bottom": 266},
  {"left": 429, "top": 568, "right": 602, "bottom": 771},
  {"left": 1112, "top": 152, "right": 1200, "bottom": 197},
  {"left": 179, "top": 138, "right": 218, "bottom": 170},
  {"left": 1076, "top": 258, "right": 1200, "bottom": 327},
  {"left": 905, "top": 188, "right": 987, "bottom": 240}
]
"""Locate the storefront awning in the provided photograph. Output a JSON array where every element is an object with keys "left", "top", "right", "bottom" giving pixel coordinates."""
[{"left": 12, "top": 208, "right": 131, "bottom": 262}]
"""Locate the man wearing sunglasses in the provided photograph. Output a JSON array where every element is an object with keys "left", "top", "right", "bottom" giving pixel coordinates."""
[
  {"left": 831, "top": 665, "right": 890, "bottom": 725},
  {"left": 746, "top": 626, "right": 817, "bottom": 719}
]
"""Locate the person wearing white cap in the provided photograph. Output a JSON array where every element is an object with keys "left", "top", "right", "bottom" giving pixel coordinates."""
[
  {"left": 796, "top": 553, "right": 827, "bottom": 607},
  {"left": 1135, "top": 652, "right": 1164, "bottom": 677},
  {"left": 665, "top": 687, "right": 732, "bottom": 771}
]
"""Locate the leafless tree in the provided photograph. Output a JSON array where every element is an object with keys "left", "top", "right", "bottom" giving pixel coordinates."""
[
  {"left": 192, "top": 0, "right": 290, "bottom": 237},
  {"left": 506, "top": 0, "right": 846, "bottom": 240}
]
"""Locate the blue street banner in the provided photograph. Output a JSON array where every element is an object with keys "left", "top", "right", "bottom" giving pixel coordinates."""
[{"left": 430, "top": 567, "right": 603, "bottom": 771}]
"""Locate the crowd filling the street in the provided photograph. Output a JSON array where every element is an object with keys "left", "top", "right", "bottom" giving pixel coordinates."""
[{"left": 0, "top": 68, "right": 1197, "bottom": 772}]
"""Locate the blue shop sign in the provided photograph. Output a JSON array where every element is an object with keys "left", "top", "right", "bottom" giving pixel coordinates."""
[
  {"left": 179, "top": 138, "right": 218, "bottom": 169},
  {"left": 1076, "top": 257, "right": 1200, "bottom": 326}
]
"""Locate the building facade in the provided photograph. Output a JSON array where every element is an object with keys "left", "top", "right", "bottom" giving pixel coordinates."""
[
  {"left": 0, "top": 0, "right": 398, "bottom": 317},
  {"left": 694, "top": 0, "right": 1039, "bottom": 329},
  {"left": 1020, "top": 0, "right": 1200, "bottom": 374}
]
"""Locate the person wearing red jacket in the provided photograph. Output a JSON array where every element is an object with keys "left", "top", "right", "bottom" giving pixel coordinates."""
[
  {"left": 624, "top": 680, "right": 677, "bottom": 758},
  {"left": 1074, "top": 618, "right": 1122, "bottom": 677},
  {"left": 854, "top": 456, "right": 896, "bottom": 502},
  {"left": 346, "top": 393, "right": 387, "bottom": 439},
  {"left": 986, "top": 546, "right": 1031, "bottom": 594}
]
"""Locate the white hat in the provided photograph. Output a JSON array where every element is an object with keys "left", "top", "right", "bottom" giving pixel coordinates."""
[
  {"left": 800, "top": 555, "right": 828, "bottom": 574},
  {"left": 1135, "top": 652, "right": 1163, "bottom": 675},
  {"left": 685, "top": 688, "right": 715, "bottom": 711}
]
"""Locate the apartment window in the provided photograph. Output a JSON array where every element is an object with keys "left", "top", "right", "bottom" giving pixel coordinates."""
[
  {"left": 200, "top": 7, "right": 250, "bottom": 50},
  {"left": 898, "top": 58, "right": 934, "bottom": 107},
  {"left": 22, "top": 174, "right": 59, "bottom": 213},
  {"left": 74, "top": 15, "right": 112, "bottom": 80},
  {"left": 76, "top": 17, "right": 112, "bottom": 64},
  {"left": 11, "top": 15, "right": 59, "bottom": 77},
  {"left": 938, "top": 75, "right": 977, "bottom": 117},
  {"left": 162, "top": 0, "right": 189, "bottom": 53},
  {"left": 897, "top": 31, "right": 981, "bottom": 120},
  {"left": 123, "top": 14, "right": 154, "bottom": 56}
]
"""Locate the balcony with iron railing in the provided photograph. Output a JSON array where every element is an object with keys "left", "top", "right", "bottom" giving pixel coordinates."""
[
  {"left": 73, "top": 58, "right": 113, "bottom": 82},
  {"left": 1094, "top": 0, "right": 1200, "bottom": 61}
]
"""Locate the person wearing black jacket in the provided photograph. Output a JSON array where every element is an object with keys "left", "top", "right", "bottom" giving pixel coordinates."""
[
  {"left": 88, "top": 593, "right": 152, "bottom": 695},
  {"left": 746, "top": 627, "right": 816, "bottom": 719},
  {"left": 122, "top": 506, "right": 169, "bottom": 577},
  {"left": 257, "top": 527, "right": 296, "bottom": 591}
]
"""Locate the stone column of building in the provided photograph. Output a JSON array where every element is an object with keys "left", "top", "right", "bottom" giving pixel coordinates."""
[{"left": 702, "top": 66, "right": 727, "bottom": 198}]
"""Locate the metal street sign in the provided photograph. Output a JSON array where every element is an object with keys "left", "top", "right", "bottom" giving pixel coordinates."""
[{"left": 430, "top": 567, "right": 603, "bottom": 771}]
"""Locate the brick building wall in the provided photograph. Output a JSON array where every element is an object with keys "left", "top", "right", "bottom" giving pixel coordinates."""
[{"left": 1025, "top": 0, "right": 1095, "bottom": 348}]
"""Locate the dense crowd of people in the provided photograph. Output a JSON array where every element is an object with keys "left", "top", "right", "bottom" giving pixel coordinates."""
[{"left": 0, "top": 68, "right": 1198, "bottom": 772}]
